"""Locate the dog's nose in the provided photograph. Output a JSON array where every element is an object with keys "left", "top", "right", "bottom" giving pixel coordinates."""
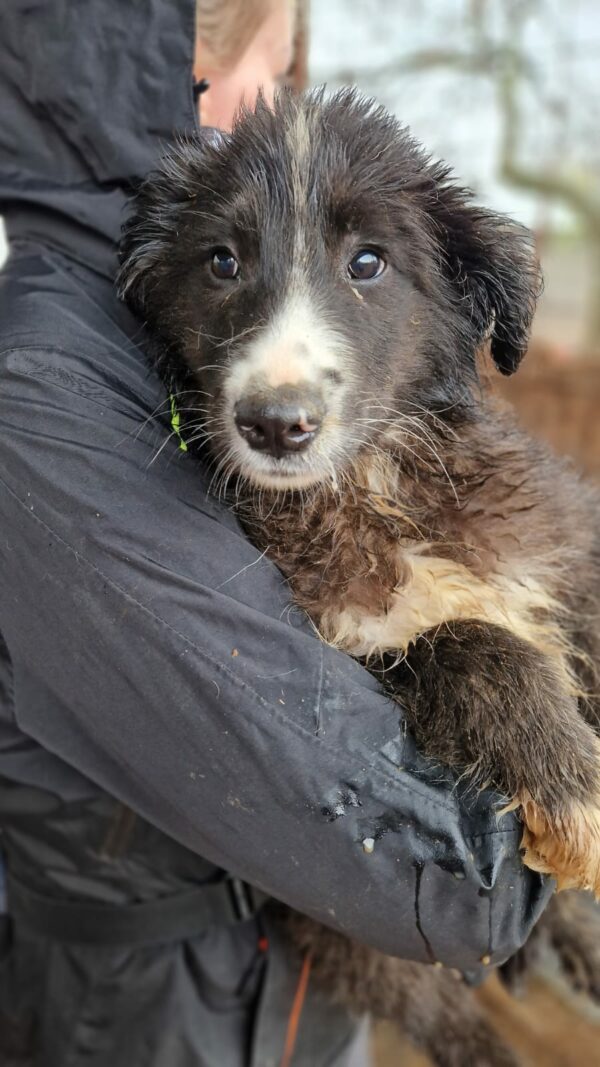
[{"left": 234, "top": 400, "right": 321, "bottom": 457}]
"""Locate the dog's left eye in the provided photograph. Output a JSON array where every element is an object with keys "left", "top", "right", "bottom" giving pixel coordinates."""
[
  {"left": 211, "top": 249, "right": 239, "bottom": 280},
  {"left": 348, "top": 250, "right": 385, "bottom": 281}
]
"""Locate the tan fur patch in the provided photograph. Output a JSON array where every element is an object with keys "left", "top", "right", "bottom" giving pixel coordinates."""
[
  {"left": 323, "top": 550, "right": 561, "bottom": 655},
  {"left": 518, "top": 782, "right": 600, "bottom": 896},
  {"left": 317, "top": 453, "right": 574, "bottom": 694}
]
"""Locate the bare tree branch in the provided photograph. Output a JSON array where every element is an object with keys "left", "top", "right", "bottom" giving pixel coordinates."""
[
  {"left": 333, "top": 44, "right": 539, "bottom": 90},
  {"left": 496, "top": 9, "right": 600, "bottom": 229}
]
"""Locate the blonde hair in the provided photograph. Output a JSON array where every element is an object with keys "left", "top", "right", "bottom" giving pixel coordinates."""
[{"left": 196, "top": 0, "right": 298, "bottom": 72}]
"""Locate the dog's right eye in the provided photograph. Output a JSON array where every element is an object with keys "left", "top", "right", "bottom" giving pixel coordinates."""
[{"left": 211, "top": 249, "right": 239, "bottom": 280}]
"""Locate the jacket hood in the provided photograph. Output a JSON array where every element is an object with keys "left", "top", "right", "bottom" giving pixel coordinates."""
[{"left": 0, "top": 0, "right": 199, "bottom": 278}]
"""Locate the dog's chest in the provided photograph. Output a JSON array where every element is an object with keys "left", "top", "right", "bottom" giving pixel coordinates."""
[{"left": 242, "top": 452, "right": 559, "bottom": 663}]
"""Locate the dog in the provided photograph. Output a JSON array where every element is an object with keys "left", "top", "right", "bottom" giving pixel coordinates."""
[{"left": 119, "top": 88, "right": 600, "bottom": 1066}]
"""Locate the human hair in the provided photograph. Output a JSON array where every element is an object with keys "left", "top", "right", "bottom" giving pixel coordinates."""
[{"left": 195, "top": 0, "right": 299, "bottom": 72}]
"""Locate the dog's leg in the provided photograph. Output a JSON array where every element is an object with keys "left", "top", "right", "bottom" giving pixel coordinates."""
[
  {"left": 396, "top": 620, "right": 600, "bottom": 895},
  {"left": 544, "top": 891, "right": 600, "bottom": 999},
  {"left": 285, "top": 912, "right": 521, "bottom": 1067}
]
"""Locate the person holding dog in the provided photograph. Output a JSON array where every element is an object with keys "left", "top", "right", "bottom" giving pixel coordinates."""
[{"left": 0, "top": 1, "right": 550, "bottom": 1064}]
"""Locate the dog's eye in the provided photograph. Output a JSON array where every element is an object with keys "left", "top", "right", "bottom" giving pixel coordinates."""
[
  {"left": 211, "top": 249, "right": 239, "bottom": 280},
  {"left": 348, "top": 250, "right": 385, "bottom": 281}
]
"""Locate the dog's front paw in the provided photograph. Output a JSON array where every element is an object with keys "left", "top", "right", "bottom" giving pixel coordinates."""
[{"left": 518, "top": 792, "right": 600, "bottom": 895}]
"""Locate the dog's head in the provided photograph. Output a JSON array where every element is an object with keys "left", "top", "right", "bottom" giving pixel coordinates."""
[{"left": 119, "top": 89, "right": 540, "bottom": 490}]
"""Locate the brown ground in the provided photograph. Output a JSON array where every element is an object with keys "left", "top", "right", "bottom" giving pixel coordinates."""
[
  {"left": 375, "top": 340, "right": 600, "bottom": 1066},
  {"left": 496, "top": 344, "right": 600, "bottom": 481}
]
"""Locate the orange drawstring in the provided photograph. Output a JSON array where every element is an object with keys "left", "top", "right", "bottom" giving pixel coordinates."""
[{"left": 279, "top": 952, "right": 313, "bottom": 1067}]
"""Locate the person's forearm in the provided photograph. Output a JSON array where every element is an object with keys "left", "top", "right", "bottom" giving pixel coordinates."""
[{"left": 0, "top": 482, "right": 548, "bottom": 968}]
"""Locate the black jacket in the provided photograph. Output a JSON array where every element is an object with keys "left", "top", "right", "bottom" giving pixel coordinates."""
[{"left": 0, "top": 2, "right": 551, "bottom": 1065}]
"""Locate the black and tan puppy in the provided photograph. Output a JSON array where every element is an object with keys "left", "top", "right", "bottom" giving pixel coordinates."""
[{"left": 119, "top": 89, "right": 600, "bottom": 1066}]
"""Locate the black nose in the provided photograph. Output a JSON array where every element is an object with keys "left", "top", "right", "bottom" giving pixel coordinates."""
[{"left": 234, "top": 400, "right": 321, "bottom": 457}]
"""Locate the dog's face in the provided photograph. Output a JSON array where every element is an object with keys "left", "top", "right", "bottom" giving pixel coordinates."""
[{"left": 120, "top": 90, "right": 540, "bottom": 490}]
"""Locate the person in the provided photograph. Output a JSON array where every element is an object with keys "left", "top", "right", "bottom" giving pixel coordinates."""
[
  {"left": 0, "top": 2, "right": 551, "bottom": 1065},
  {"left": 194, "top": 0, "right": 301, "bottom": 126}
]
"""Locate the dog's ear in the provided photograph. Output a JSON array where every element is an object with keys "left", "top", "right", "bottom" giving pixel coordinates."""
[
  {"left": 432, "top": 191, "right": 542, "bottom": 375},
  {"left": 118, "top": 130, "right": 231, "bottom": 319},
  {"left": 118, "top": 144, "right": 198, "bottom": 319}
]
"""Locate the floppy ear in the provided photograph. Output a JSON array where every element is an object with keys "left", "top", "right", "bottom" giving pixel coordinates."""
[
  {"left": 118, "top": 145, "right": 198, "bottom": 319},
  {"left": 118, "top": 129, "right": 231, "bottom": 319},
  {"left": 432, "top": 191, "right": 542, "bottom": 375}
]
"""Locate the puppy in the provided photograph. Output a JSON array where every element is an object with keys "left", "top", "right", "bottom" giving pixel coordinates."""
[{"left": 119, "top": 89, "right": 600, "bottom": 1066}]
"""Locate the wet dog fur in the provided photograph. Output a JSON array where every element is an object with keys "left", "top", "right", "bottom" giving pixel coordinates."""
[{"left": 119, "top": 89, "right": 600, "bottom": 1066}]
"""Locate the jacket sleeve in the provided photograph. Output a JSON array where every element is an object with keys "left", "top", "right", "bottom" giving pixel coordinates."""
[{"left": 0, "top": 263, "right": 552, "bottom": 973}]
